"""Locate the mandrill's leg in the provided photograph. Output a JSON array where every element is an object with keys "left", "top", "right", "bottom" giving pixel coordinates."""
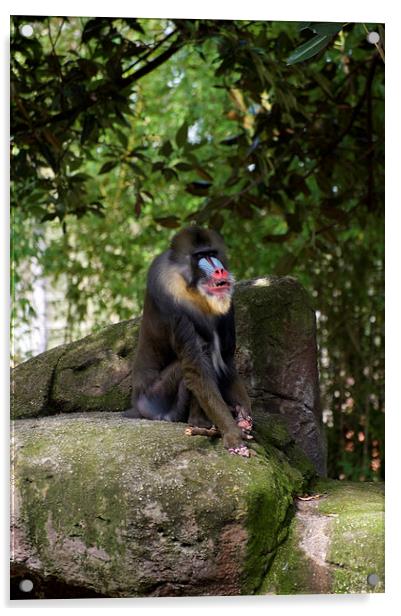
[
  {"left": 126, "top": 362, "right": 190, "bottom": 422},
  {"left": 174, "top": 314, "right": 250, "bottom": 457},
  {"left": 186, "top": 395, "right": 220, "bottom": 436},
  {"left": 187, "top": 395, "right": 214, "bottom": 428},
  {"left": 166, "top": 377, "right": 190, "bottom": 422}
]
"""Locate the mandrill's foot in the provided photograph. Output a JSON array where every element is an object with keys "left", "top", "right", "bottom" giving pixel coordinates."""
[{"left": 228, "top": 445, "right": 250, "bottom": 458}]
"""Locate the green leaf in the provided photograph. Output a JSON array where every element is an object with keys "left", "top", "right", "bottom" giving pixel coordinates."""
[
  {"left": 174, "top": 162, "right": 193, "bottom": 171},
  {"left": 309, "top": 22, "right": 344, "bottom": 36},
  {"left": 124, "top": 18, "right": 146, "bottom": 35},
  {"left": 129, "top": 149, "right": 148, "bottom": 162},
  {"left": 160, "top": 140, "right": 173, "bottom": 157},
  {"left": 40, "top": 212, "right": 58, "bottom": 222},
  {"left": 114, "top": 128, "right": 128, "bottom": 149},
  {"left": 298, "top": 22, "right": 312, "bottom": 32},
  {"left": 220, "top": 134, "right": 243, "bottom": 146},
  {"left": 70, "top": 173, "right": 91, "bottom": 183},
  {"left": 82, "top": 18, "right": 107, "bottom": 44},
  {"left": 161, "top": 168, "right": 178, "bottom": 181},
  {"left": 99, "top": 160, "right": 119, "bottom": 174},
  {"left": 154, "top": 215, "right": 181, "bottom": 228},
  {"left": 286, "top": 34, "right": 332, "bottom": 65},
  {"left": 140, "top": 190, "right": 153, "bottom": 202},
  {"left": 152, "top": 161, "right": 165, "bottom": 172},
  {"left": 88, "top": 208, "right": 105, "bottom": 218},
  {"left": 38, "top": 143, "right": 58, "bottom": 171},
  {"left": 128, "top": 162, "right": 145, "bottom": 177},
  {"left": 194, "top": 166, "right": 213, "bottom": 182},
  {"left": 81, "top": 114, "right": 97, "bottom": 145},
  {"left": 175, "top": 121, "right": 188, "bottom": 148},
  {"left": 185, "top": 181, "right": 211, "bottom": 196}
]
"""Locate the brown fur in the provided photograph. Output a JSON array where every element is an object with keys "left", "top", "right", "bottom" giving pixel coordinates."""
[{"left": 124, "top": 227, "right": 252, "bottom": 456}]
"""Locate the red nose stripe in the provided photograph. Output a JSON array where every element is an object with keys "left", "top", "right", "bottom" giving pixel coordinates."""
[
  {"left": 210, "top": 256, "right": 229, "bottom": 280},
  {"left": 212, "top": 269, "right": 229, "bottom": 280}
]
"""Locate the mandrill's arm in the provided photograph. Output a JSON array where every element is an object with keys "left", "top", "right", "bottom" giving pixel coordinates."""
[
  {"left": 216, "top": 307, "right": 253, "bottom": 434},
  {"left": 172, "top": 314, "right": 249, "bottom": 455}
]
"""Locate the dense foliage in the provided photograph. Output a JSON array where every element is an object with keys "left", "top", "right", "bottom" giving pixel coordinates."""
[{"left": 11, "top": 17, "right": 384, "bottom": 480}]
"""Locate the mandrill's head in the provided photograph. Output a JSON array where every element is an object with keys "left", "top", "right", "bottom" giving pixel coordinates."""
[{"left": 169, "top": 226, "right": 235, "bottom": 316}]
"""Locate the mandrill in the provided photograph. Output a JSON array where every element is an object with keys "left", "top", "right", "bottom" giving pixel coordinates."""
[{"left": 124, "top": 226, "right": 253, "bottom": 457}]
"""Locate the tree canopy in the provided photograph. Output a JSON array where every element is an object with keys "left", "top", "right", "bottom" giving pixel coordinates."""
[{"left": 11, "top": 17, "right": 384, "bottom": 480}]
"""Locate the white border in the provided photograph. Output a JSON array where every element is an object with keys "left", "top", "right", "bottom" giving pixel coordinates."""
[
  {"left": 4, "top": 0, "right": 395, "bottom": 22},
  {"left": 3, "top": 1, "right": 400, "bottom": 613}
]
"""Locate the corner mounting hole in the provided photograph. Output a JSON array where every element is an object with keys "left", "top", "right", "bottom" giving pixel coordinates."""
[
  {"left": 20, "top": 25, "right": 34, "bottom": 38},
  {"left": 367, "top": 573, "right": 379, "bottom": 587},
  {"left": 366, "top": 31, "right": 380, "bottom": 45},
  {"left": 19, "top": 578, "right": 34, "bottom": 593}
]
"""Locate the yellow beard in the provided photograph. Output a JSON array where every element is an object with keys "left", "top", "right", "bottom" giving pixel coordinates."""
[
  {"left": 163, "top": 268, "right": 232, "bottom": 316},
  {"left": 197, "top": 285, "right": 232, "bottom": 315}
]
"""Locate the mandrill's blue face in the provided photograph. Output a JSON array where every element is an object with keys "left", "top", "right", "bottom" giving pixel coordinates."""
[
  {"left": 197, "top": 255, "right": 234, "bottom": 297},
  {"left": 198, "top": 256, "right": 224, "bottom": 276}
]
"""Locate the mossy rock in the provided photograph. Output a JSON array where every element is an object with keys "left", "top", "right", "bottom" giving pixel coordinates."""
[
  {"left": 261, "top": 479, "right": 384, "bottom": 594},
  {"left": 234, "top": 277, "right": 326, "bottom": 476},
  {"left": 11, "top": 344, "right": 68, "bottom": 420},
  {"left": 11, "top": 319, "right": 140, "bottom": 419},
  {"left": 11, "top": 412, "right": 310, "bottom": 598},
  {"left": 11, "top": 277, "right": 326, "bottom": 476}
]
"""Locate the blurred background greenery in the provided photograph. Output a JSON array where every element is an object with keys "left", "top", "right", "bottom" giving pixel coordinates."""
[{"left": 10, "top": 17, "right": 384, "bottom": 481}]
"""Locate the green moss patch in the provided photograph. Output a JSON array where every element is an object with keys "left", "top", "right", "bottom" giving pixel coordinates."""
[
  {"left": 315, "top": 480, "right": 384, "bottom": 593},
  {"left": 261, "top": 479, "right": 384, "bottom": 595}
]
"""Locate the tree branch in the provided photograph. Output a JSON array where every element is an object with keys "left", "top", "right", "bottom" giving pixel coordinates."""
[
  {"left": 119, "top": 34, "right": 183, "bottom": 88},
  {"left": 293, "top": 55, "right": 379, "bottom": 189},
  {"left": 122, "top": 29, "right": 178, "bottom": 76},
  {"left": 12, "top": 32, "right": 184, "bottom": 137}
]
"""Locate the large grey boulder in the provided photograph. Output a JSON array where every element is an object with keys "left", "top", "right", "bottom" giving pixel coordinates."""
[
  {"left": 11, "top": 276, "right": 326, "bottom": 475},
  {"left": 10, "top": 276, "right": 328, "bottom": 598},
  {"left": 11, "top": 413, "right": 310, "bottom": 598}
]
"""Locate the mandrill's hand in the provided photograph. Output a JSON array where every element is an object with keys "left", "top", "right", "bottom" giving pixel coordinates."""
[
  {"left": 185, "top": 424, "right": 252, "bottom": 456},
  {"left": 232, "top": 405, "right": 253, "bottom": 440}
]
